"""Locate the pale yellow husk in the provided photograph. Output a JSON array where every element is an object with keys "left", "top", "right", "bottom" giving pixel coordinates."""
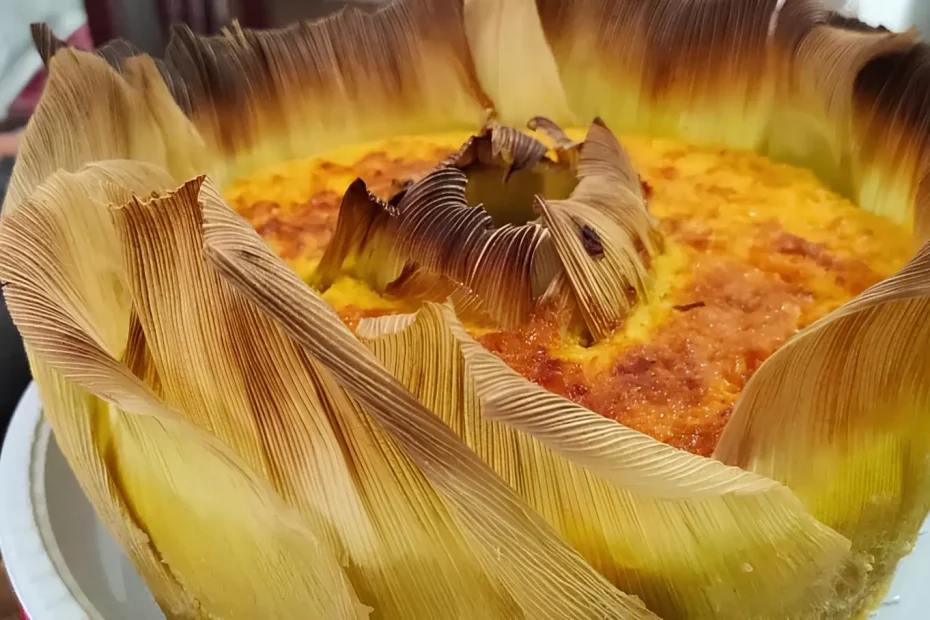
[{"left": 1, "top": 0, "right": 930, "bottom": 618}]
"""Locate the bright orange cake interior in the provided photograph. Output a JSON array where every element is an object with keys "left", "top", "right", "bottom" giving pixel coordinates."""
[{"left": 225, "top": 130, "right": 915, "bottom": 456}]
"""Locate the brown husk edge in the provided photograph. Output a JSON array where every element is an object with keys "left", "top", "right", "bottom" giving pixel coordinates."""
[
  {"left": 7, "top": 0, "right": 930, "bottom": 616},
  {"left": 516, "top": 0, "right": 929, "bottom": 238},
  {"left": 28, "top": 0, "right": 492, "bottom": 187},
  {"left": 480, "top": 0, "right": 930, "bottom": 604},
  {"left": 1, "top": 36, "right": 662, "bottom": 620},
  {"left": 356, "top": 303, "right": 869, "bottom": 619}
]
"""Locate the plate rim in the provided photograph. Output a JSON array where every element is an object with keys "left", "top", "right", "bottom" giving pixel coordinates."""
[{"left": 0, "top": 383, "right": 101, "bottom": 620}]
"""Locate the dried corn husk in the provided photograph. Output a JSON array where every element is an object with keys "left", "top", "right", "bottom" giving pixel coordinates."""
[{"left": 3, "top": 0, "right": 930, "bottom": 618}]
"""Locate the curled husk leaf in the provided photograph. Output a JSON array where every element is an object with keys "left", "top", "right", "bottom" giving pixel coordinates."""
[
  {"left": 315, "top": 164, "right": 555, "bottom": 328},
  {"left": 0, "top": 165, "right": 368, "bottom": 619},
  {"left": 355, "top": 303, "right": 869, "bottom": 619},
  {"left": 6, "top": 0, "right": 930, "bottom": 617},
  {"left": 715, "top": 241, "right": 930, "bottom": 607},
  {"left": 851, "top": 31, "right": 930, "bottom": 241},
  {"left": 519, "top": 0, "right": 779, "bottom": 149},
  {"left": 767, "top": 0, "right": 919, "bottom": 200},
  {"left": 318, "top": 119, "right": 660, "bottom": 334},
  {"left": 4, "top": 165, "right": 664, "bottom": 618},
  {"left": 537, "top": 119, "right": 662, "bottom": 339}
]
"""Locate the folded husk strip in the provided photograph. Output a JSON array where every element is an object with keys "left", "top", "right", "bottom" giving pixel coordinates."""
[
  {"left": 315, "top": 165, "right": 555, "bottom": 328},
  {"left": 0, "top": 165, "right": 370, "bottom": 619},
  {"left": 355, "top": 303, "right": 869, "bottom": 619},
  {"left": 853, "top": 40, "right": 930, "bottom": 242},
  {"left": 715, "top": 240, "right": 930, "bottom": 606},
  {"left": 528, "top": 116, "right": 579, "bottom": 151},
  {"left": 199, "top": 179, "right": 659, "bottom": 619},
  {"left": 7, "top": 0, "right": 930, "bottom": 617},
  {"left": 463, "top": 0, "right": 575, "bottom": 126},
  {"left": 537, "top": 120, "right": 661, "bottom": 340},
  {"left": 767, "top": 0, "right": 919, "bottom": 205},
  {"left": 2, "top": 166, "right": 664, "bottom": 618},
  {"left": 164, "top": 0, "right": 492, "bottom": 182},
  {"left": 33, "top": 1, "right": 492, "bottom": 185},
  {"left": 313, "top": 179, "right": 407, "bottom": 292}
]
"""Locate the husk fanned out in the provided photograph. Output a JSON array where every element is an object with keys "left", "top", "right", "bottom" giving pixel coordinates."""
[
  {"left": 500, "top": 0, "right": 779, "bottom": 148},
  {"left": 3, "top": 166, "right": 664, "bottom": 618},
  {"left": 316, "top": 119, "right": 660, "bottom": 334},
  {"left": 766, "top": 1, "right": 920, "bottom": 207},
  {"left": 715, "top": 241, "right": 930, "bottom": 606},
  {"left": 354, "top": 303, "right": 869, "bottom": 619},
  {"left": 537, "top": 119, "right": 661, "bottom": 339},
  {"left": 6, "top": 0, "right": 930, "bottom": 618}
]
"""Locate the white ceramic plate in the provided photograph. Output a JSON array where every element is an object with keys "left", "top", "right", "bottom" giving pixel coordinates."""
[{"left": 1, "top": 383, "right": 928, "bottom": 619}]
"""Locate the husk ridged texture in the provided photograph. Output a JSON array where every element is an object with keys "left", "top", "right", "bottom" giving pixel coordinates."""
[{"left": 2, "top": 0, "right": 930, "bottom": 618}]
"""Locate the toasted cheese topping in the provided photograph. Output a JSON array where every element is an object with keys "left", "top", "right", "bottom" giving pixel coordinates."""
[{"left": 227, "top": 130, "right": 915, "bottom": 455}]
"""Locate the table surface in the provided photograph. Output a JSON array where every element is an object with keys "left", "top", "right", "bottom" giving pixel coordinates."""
[{"left": 0, "top": 560, "right": 18, "bottom": 618}]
